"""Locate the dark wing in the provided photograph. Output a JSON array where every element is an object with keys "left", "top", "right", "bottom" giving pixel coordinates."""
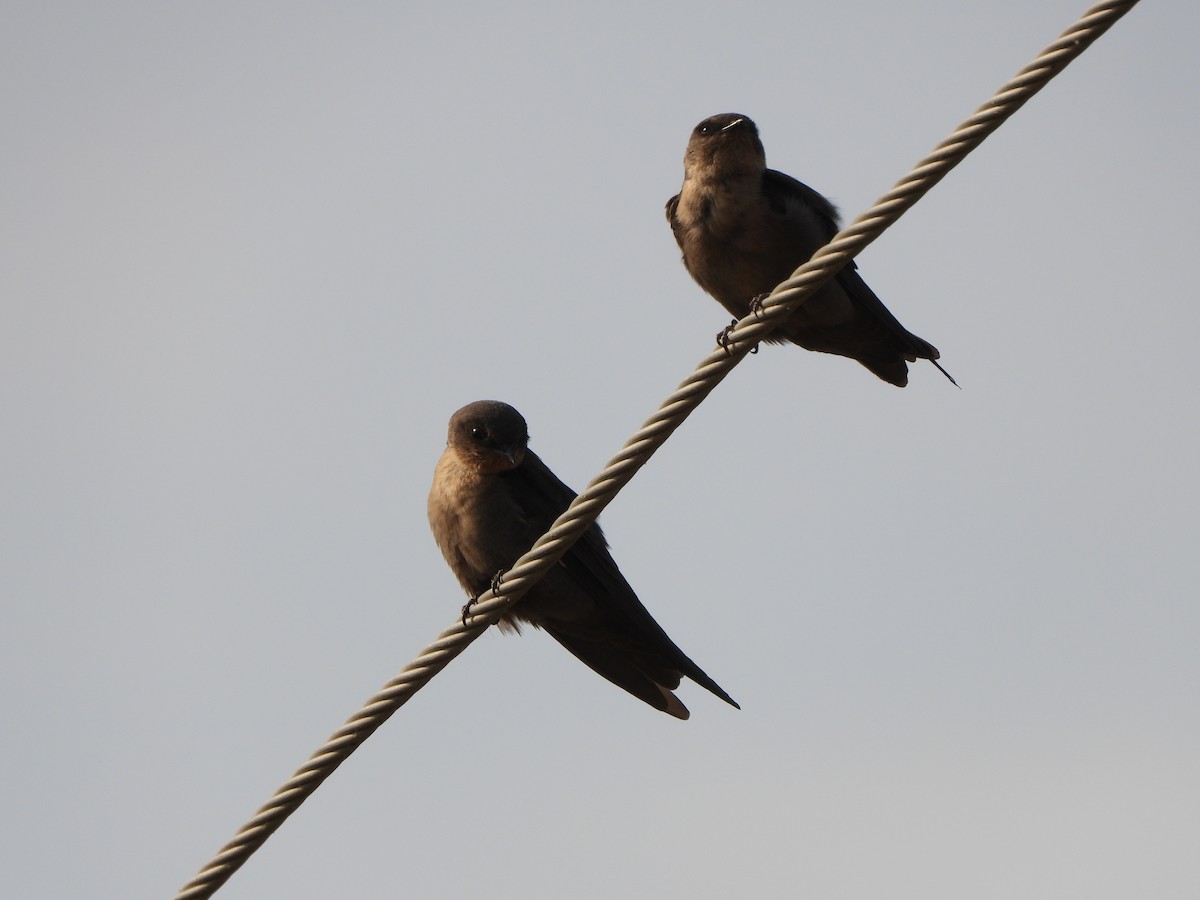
[
  {"left": 837, "top": 264, "right": 941, "bottom": 361},
  {"left": 508, "top": 450, "right": 739, "bottom": 716},
  {"left": 665, "top": 193, "right": 686, "bottom": 251},
  {"left": 762, "top": 168, "right": 840, "bottom": 241},
  {"left": 763, "top": 169, "right": 940, "bottom": 362}
]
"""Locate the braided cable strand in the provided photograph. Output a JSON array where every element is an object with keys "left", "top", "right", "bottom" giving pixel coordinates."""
[{"left": 173, "top": 3, "right": 1140, "bottom": 897}]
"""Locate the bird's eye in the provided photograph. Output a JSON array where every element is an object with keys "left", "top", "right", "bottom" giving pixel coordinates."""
[
  {"left": 697, "top": 122, "right": 714, "bottom": 136},
  {"left": 470, "top": 425, "right": 488, "bottom": 443}
]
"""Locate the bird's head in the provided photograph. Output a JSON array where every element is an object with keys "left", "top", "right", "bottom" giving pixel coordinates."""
[
  {"left": 683, "top": 113, "right": 766, "bottom": 178},
  {"left": 447, "top": 400, "right": 530, "bottom": 474}
]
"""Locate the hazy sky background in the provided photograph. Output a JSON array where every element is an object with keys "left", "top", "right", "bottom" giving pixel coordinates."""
[{"left": 2, "top": 2, "right": 1196, "bottom": 898}]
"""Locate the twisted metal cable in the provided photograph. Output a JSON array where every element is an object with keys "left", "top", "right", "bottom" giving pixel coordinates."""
[{"left": 173, "top": 2, "right": 1140, "bottom": 896}]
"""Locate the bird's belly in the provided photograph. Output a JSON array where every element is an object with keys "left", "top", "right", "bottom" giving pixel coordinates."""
[{"left": 689, "top": 241, "right": 789, "bottom": 314}]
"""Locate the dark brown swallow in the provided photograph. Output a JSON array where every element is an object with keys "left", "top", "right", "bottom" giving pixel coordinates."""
[
  {"left": 427, "top": 400, "right": 739, "bottom": 719},
  {"left": 666, "top": 113, "right": 953, "bottom": 387}
]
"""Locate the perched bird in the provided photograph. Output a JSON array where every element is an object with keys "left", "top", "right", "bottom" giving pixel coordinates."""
[
  {"left": 428, "top": 400, "right": 738, "bottom": 719},
  {"left": 666, "top": 112, "right": 952, "bottom": 387}
]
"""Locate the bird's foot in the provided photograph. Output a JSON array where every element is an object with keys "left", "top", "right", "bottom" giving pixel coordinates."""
[
  {"left": 460, "top": 595, "right": 479, "bottom": 626},
  {"left": 460, "top": 569, "right": 507, "bottom": 626},
  {"left": 749, "top": 293, "right": 769, "bottom": 318},
  {"left": 716, "top": 319, "right": 738, "bottom": 355}
]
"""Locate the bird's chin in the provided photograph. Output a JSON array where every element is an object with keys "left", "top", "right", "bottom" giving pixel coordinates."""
[{"left": 477, "top": 450, "right": 524, "bottom": 475}]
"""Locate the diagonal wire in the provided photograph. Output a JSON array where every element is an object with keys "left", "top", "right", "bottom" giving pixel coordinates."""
[{"left": 173, "top": 2, "right": 1140, "bottom": 897}]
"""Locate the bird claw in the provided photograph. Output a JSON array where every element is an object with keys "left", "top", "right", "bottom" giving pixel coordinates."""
[
  {"left": 461, "top": 595, "right": 479, "bottom": 626},
  {"left": 717, "top": 318, "right": 760, "bottom": 355},
  {"left": 745, "top": 296, "right": 765, "bottom": 352},
  {"left": 460, "top": 569, "right": 507, "bottom": 626},
  {"left": 716, "top": 319, "right": 738, "bottom": 355}
]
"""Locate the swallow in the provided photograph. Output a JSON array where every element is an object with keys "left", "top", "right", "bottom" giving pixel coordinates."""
[
  {"left": 666, "top": 113, "right": 953, "bottom": 387},
  {"left": 427, "top": 400, "right": 739, "bottom": 719}
]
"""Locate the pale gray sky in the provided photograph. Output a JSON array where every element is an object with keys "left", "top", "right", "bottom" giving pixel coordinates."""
[{"left": 2, "top": 2, "right": 1197, "bottom": 898}]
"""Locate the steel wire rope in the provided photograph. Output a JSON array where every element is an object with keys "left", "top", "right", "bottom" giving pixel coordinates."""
[{"left": 173, "top": 3, "right": 1141, "bottom": 896}]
